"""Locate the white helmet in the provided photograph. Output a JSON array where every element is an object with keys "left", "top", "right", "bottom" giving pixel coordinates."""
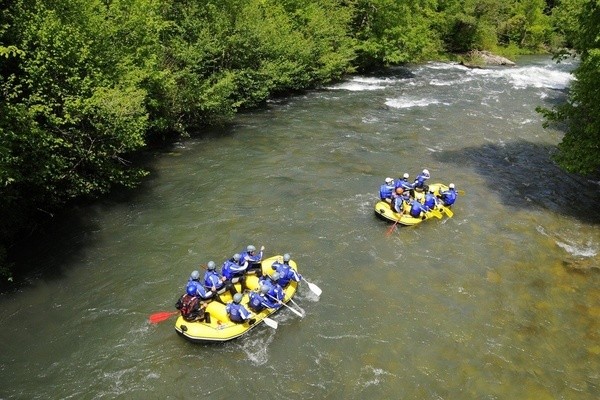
[
  {"left": 283, "top": 253, "right": 291, "bottom": 262},
  {"left": 403, "top": 173, "right": 409, "bottom": 179},
  {"left": 191, "top": 270, "right": 200, "bottom": 280},
  {"left": 233, "top": 253, "right": 241, "bottom": 261},
  {"left": 207, "top": 261, "right": 216, "bottom": 270},
  {"left": 385, "top": 177, "right": 393, "bottom": 184},
  {"left": 449, "top": 183, "right": 455, "bottom": 189},
  {"left": 422, "top": 169, "right": 430, "bottom": 178},
  {"left": 247, "top": 245, "right": 256, "bottom": 252}
]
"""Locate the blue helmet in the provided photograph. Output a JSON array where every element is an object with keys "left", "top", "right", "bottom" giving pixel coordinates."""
[
  {"left": 270, "top": 272, "right": 280, "bottom": 281},
  {"left": 186, "top": 284, "right": 196, "bottom": 296}
]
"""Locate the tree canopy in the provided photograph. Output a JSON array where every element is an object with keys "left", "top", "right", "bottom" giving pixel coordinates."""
[{"left": 539, "top": 0, "right": 600, "bottom": 174}]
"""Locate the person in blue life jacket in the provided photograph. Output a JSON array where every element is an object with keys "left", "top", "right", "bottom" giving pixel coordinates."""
[
  {"left": 395, "top": 172, "right": 414, "bottom": 195},
  {"left": 391, "top": 188, "right": 409, "bottom": 214},
  {"left": 379, "top": 177, "right": 395, "bottom": 203},
  {"left": 187, "top": 270, "right": 216, "bottom": 301},
  {"left": 247, "top": 284, "right": 271, "bottom": 313},
  {"left": 175, "top": 284, "right": 210, "bottom": 323},
  {"left": 257, "top": 270, "right": 274, "bottom": 291},
  {"left": 271, "top": 253, "right": 302, "bottom": 288},
  {"left": 226, "top": 293, "right": 255, "bottom": 324},
  {"left": 423, "top": 187, "right": 437, "bottom": 211},
  {"left": 203, "top": 261, "right": 237, "bottom": 299},
  {"left": 438, "top": 183, "right": 457, "bottom": 206},
  {"left": 409, "top": 198, "right": 426, "bottom": 219},
  {"left": 413, "top": 168, "right": 430, "bottom": 192},
  {"left": 240, "top": 245, "right": 265, "bottom": 276},
  {"left": 221, "top": 253, "right": 248, "bottom": 291},
  {"left": 261, "top": 272, "right": 285, "bottom": 309}
]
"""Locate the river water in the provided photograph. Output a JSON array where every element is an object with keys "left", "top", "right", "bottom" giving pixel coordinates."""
[{"left": 1, "top": 56, "right": 598, "bottom": 399}]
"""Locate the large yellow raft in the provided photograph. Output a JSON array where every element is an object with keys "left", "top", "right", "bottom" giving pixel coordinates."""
[
  {"left": 174, "top": 255, "right": 298, "bottom": 343},
  {"left": 374, "top": 183, "right": 452, "bottom": 226}
]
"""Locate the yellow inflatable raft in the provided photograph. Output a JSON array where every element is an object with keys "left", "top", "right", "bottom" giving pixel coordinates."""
[
  {"left": 374, "top": 183, "right": 452, "bottom": 226},
  {"left": 174, "top": 255, "right": 298, "bottom": 343}
]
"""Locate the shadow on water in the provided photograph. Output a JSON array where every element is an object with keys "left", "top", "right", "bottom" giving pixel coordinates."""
[
  {"left": 2, "top": 124, "right": 242, "bottom": 295},
  {"left": 2, "top": 150, "right": 166, "bottom": 294},
  {"left": 1, "top": 120, "right": 247, "bottom": 295},
  {"left": 434, "top": 140, "right": 600, "bottom": 224},
  {"left": 3, "top": 206, "right": 102, "bottom": 293}
]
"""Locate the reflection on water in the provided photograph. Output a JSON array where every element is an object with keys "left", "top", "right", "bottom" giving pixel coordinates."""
[{"left": 0, "top": 56, "right": 598, "bottom": 399}]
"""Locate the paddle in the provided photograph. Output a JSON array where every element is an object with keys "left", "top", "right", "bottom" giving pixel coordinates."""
[
  {"left": 262, "top": 316, "right": 278, "bottom": 329},
  {"left": 267, "top": 294, "right": 304, "bottom": 318},
  {"left": 425, "top": 208, "right": 443, "bottom": 219},
  {"left": 288, "top": 297, "right": 306, "bottom": 316},
  {"left": 149, "top": 311, "right": 179, "bottom": 324},
  {"left": 440, "top": 205, "right": 454, "bottom": 217},
  {"left": 386, "top": 220, "right": 399, "bottom": 236},
  {"left": 302, "top": 277, "right": 322, "bottom": 297}
]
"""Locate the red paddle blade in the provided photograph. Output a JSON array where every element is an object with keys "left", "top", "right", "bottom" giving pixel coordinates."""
[
  {"left": 149, "top": 311, "right": 178, "bottom": 324},
  {"left": 386, "top": 221, "right": 398, "bottom": 236}
]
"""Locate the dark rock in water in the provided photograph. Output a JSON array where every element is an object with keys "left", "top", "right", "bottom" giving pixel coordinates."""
[{"left": 461, "top": 50, "right": 516, "bottom": 68}]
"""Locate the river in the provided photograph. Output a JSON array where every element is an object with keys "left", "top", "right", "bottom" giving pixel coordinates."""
[{"left": 0, "top": 56, "right": 598, "bottom": 399}]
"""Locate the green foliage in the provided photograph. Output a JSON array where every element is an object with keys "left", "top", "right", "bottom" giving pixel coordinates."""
[
  {"left": 500, "top": 0, "right": 551, "bottom": 50},
  {"left": 2, "top": 0, "right": 150, "bottom": 204},
  {"left": 549, "top": 0, "right": 587, "bottom": 49},
  {"left": 351, "top": 0, "right": 444, "bottom": 69},
  {"left": 540, "top": 0, "right": 600, "bottom": 175}
]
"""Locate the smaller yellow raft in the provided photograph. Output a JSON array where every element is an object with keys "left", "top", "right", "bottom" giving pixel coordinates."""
[
  {"left": 174, "top": 255, "right": 298, "bottom": 343},
  {"left": 374, "top": 183, "right": 451, "bottom": 226}
]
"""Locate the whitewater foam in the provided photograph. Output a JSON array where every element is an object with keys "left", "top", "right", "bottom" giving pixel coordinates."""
[
  {"left": 469, "top": 66, "right": 573, "bottom": 90},
  {"left": 385, "top": 97, "right": 442, "bottom": 109}
]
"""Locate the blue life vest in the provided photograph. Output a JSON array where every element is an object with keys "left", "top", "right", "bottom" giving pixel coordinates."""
[
  {"left": 379, "top": 183, "right": 394, "bottom": 200},
  {"left": 440, "top": 189, "right": 457, "bottom": 206},
  {"left": 240, "top": 250, "right": 262, "bottom": 265},
  {"left": 221, "top": 258, "right": 245, "bottom": 279},
  {"left": 271, "top": 262, "right": 301, "bottom": 287},
  {"left": 414, "top": 173, "right": 429, "bottom": 189},
  {"left": 203, "top": 270, "right": 224, "bottom": 290},
  {"left": 424, "top": 193, "right": 436, "bottom": 210},
  {"left": 248, "top": 291, "right": 268, "bottom": 312},
  {"left": 258, "top": 276, "right": 274, "bottom": 290},
  {"left": 392, "top": 196, "right": 404, "bottom": 213},
  {"left": 264, "top": 284, "right": 284, "bottom": 309},
  {"left": 395, "top": 178, "right": 413, "bottom": 191},
  {"left": 409, "top": 200, "right": 423, "bottom": 218},
  {"left": 187, "top": 279, "right": 212, "bottom": 300},
  {"left": 226, "top": 302, "right": 251, "bottom": 322}
]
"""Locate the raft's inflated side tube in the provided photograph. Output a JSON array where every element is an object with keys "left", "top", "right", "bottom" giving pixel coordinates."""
[{"left": 175, "top": 255, "right": 298, "bottom": 343}]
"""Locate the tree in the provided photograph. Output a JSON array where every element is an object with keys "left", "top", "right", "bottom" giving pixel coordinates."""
[
  {"left": 350, "top": 0, "right": 444, "bottom": 69},
  {"left": 540, "top": 0, "right": 600, "bottom": 174}
]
